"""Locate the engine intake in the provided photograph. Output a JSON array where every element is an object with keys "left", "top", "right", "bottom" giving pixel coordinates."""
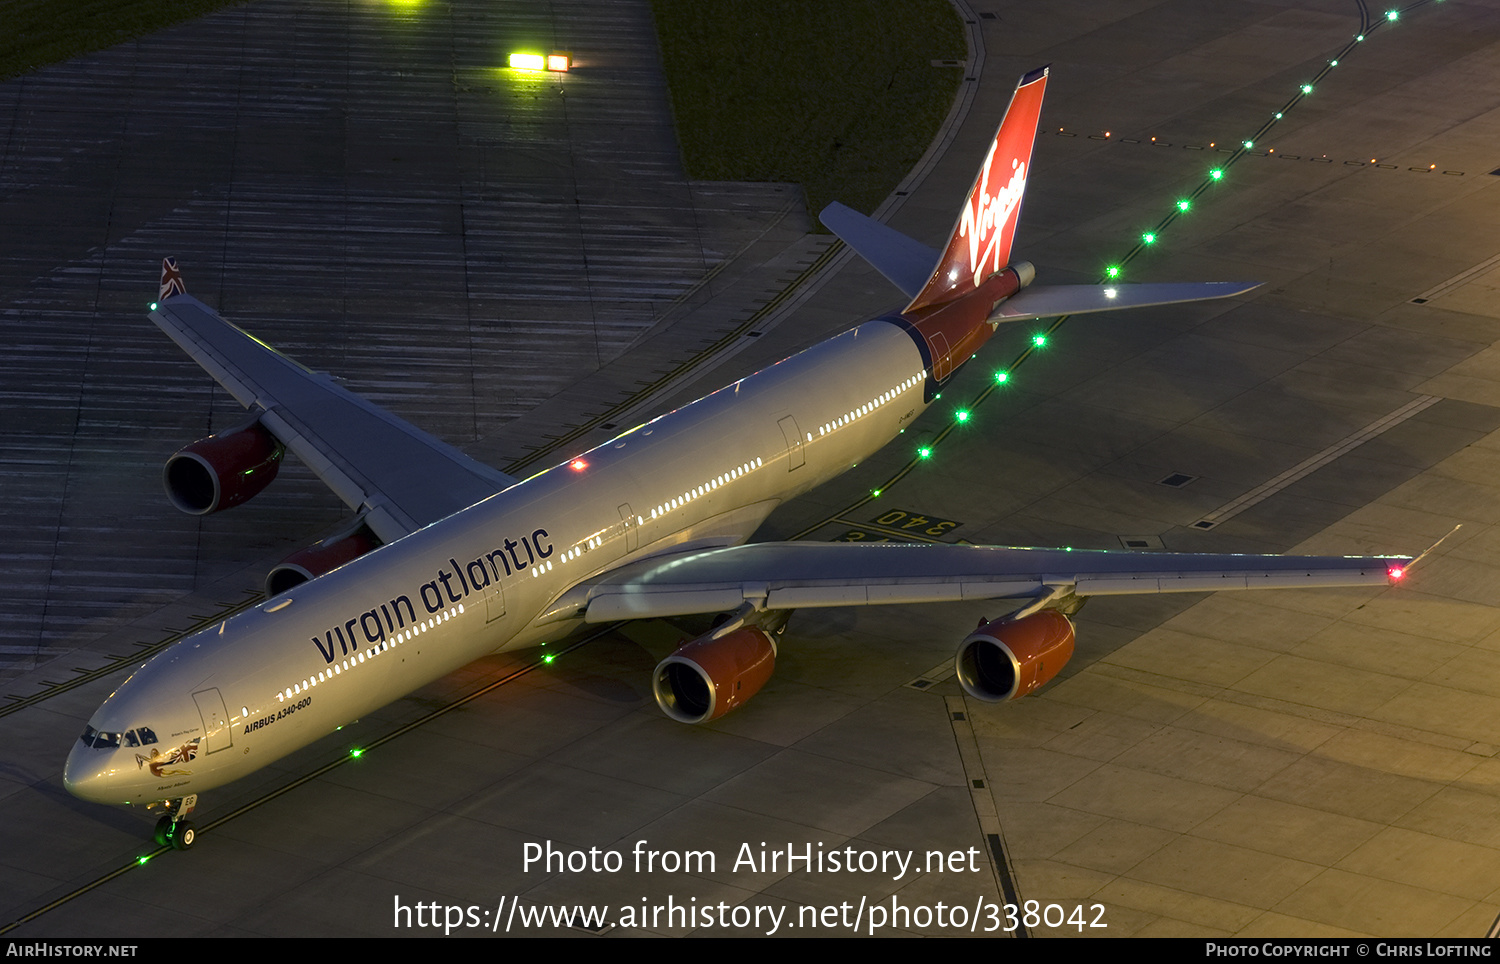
[
  {"left": 164, "top": 421, "right": 283, "bottom": 515},
  {"left": 653, "top": 626, "right": 777, "bottom": 724},
  {"left": 955, "top": 610, "right": 1075, "bottom": 702},
  {"left": 266, "top": 528, "right": 379, "bottom": 596}
]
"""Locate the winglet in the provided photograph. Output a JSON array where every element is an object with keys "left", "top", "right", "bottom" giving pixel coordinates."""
[
  {"left": 905, "top": 65, "right": 1048, "bottom": 314},
  {"left": 159, "top": 257, "right": 187, "bottom": 301}
]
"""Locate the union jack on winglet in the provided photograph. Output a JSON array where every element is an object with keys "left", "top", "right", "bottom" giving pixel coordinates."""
[{"left": 159, "top": 257, "right": 186, "bottom": 301}]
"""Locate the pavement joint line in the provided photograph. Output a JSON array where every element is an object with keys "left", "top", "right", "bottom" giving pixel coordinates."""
[
  {"left": 1086, "top": 659, "right": 1488, "bottom": 755},
  {"left": 1193, "top": 395, "right": 1441, "bottom": 528},
  {"left": 945, "top": 695, "right": 1025, "bottom": 937},
  {"left": 1413, "top": 252, "right": 1500, "bottom": 302}
]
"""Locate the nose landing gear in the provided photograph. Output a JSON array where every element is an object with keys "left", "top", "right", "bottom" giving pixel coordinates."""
[{"left": 149, "top": 794, "right": 199, "bottom": 850}]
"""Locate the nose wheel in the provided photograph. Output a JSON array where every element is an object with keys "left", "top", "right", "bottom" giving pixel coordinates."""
[
  {"left": 150, "top": 794, "right": 199, "bottom": 850},
  {"left": 153, "top": 815, "right": 197, "bottom": 849}
]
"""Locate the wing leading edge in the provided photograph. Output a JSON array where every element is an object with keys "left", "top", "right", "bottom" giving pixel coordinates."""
[
  {"left": 540, "top": 542, "right": 1409, "bottom": 623},
  {"left": 149, "top": 294, "right": 516, "bottom": 541}
]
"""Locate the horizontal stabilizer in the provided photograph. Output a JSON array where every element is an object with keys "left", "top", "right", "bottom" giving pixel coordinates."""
[
  {"left": 819, "top": 201, "right": 939, "bottom": 299},
  {"left": 991, "top": 281, "right": 1260, "bottom": 323}
]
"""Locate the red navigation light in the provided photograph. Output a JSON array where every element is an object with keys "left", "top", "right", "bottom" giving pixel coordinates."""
[
  {"left": 570, "top": 458, "right": 588, "bottom": 472},
  {"left": 1388, "top": 566, "right": 1406, "bottom": 582}
]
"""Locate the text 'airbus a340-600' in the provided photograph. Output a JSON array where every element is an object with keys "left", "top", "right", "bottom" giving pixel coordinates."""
[{"left": 64, "top": 67, "right": 1409, "bottom": 851}]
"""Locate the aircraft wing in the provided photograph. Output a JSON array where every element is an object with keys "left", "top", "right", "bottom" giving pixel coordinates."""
[
  {"left": 149, "top": 294, "right": 516, "bottom": 541},
  {"left": 543, "top": 542, "right": 1408, "bottom": 622}
]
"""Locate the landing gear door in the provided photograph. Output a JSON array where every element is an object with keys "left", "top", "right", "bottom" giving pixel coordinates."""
[{"left": 192, "top": 687, "right": 233, "bottom": 755}]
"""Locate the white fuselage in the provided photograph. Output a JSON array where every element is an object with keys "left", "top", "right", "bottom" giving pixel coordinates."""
[{"left": 64, "top": 319, "right": 938, "bottom": 805}]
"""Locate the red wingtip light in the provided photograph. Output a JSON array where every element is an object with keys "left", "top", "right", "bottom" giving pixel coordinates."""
[
  {"left": 569, "top": 458, "right": 588, "bottom": 472},
  {"left": 1388, "top": 566, "right": 1406, "bottom": 582}
]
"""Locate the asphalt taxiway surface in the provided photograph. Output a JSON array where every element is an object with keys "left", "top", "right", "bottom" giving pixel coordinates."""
[{"left": 5, "top": 0, "right": 1500, "bottom": 939}]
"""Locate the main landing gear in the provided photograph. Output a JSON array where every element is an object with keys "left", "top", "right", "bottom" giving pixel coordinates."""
[{"left": 150, "top": 794, "right": 199, "bottom": 850}]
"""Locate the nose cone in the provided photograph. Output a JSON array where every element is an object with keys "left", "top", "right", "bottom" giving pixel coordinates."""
[
  {"left": 64, "top": 741, "right": 123, "bottom": 804},
  {"left": 64, "top": 740, "right": 142, "bottom": 805}
]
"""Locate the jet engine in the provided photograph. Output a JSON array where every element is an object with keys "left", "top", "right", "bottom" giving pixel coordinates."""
[
  {"left": 954, "top": 610, "right": 1075, "bottom": 702},
  {"left": 653, "top": 626, "right": 777, "bottom": 724},
  {"left": 164, "top": 421, "right": 284, "bottom": 515},
  {"left": 265, "top": 527, "right": 380, "bottom": 596}
]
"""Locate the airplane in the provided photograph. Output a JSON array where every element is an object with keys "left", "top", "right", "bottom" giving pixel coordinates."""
[{"left": 63, "top": 66, "right": 1410, "bottom": 850}]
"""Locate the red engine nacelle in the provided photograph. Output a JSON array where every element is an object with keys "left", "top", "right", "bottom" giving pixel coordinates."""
[
  {"left": 653, "top": 627, "right": 777, "bottom": 724},
  {"left": 265, "top": 528, "right": 380, "bottom": 596},
  {"left": 955, "top": 610, "right": 1075, "bottom": 702},
  {"left": 164, "top": 421, "right": 284, "bottom": 515}
]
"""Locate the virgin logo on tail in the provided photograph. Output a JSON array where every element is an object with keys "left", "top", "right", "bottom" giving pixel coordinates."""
[
  {"left": 904, "top": 66, "right": 1047, "bottom": 315},
  {"left": 959, "top": 149, "right": 1028, "bottom": 287}
]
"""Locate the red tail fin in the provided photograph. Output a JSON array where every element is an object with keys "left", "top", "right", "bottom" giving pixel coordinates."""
[{"left": 905, "top": 66, "right": 1048, "bottom": 314}]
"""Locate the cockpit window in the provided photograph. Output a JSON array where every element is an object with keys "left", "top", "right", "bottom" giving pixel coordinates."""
[{"left": 78, "top": 725, "right": 157, "bottom": 749}]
